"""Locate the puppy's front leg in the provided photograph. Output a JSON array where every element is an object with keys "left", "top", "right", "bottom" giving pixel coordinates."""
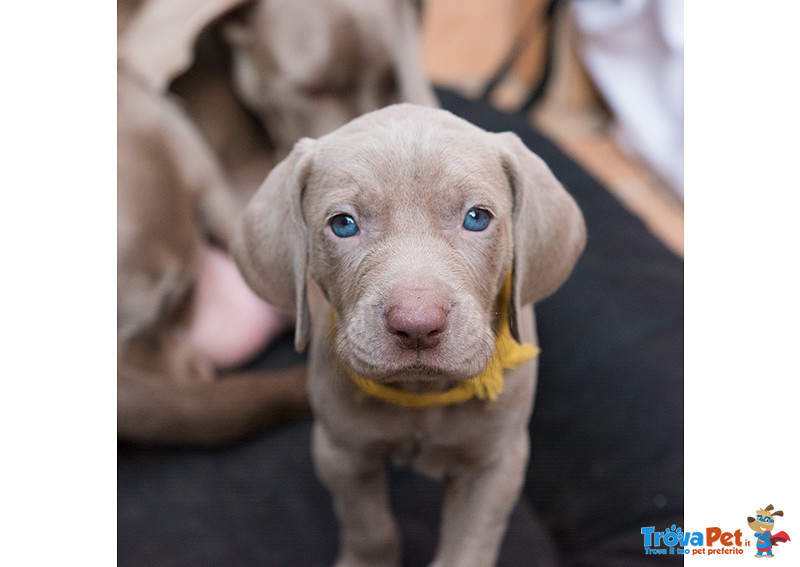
[
  {"left": 312, "top": 422, "right": 401, "bottom": 567},
  {"left": 431, "top": 428, "right": 530, "bottom": 567}
]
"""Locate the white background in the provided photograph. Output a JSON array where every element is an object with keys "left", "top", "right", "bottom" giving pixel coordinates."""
[
  {"left": 2, "top": 2, "right": 799, "bottom": 565},
  {"left": 684, "top": 2, "right": 798, "bottom": 564}
]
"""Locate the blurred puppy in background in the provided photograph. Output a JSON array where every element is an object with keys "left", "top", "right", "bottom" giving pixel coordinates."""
[{"left": 117, "top": 0, "right": 437, "bottom": 445}]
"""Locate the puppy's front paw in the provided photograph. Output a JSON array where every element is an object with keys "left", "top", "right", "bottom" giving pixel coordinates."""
[
  {"left": 334, "top": 557, "right": 400, "bottom": 567},
  {"left": 333, "top": 536, "right": 401, "bottom": 567}
]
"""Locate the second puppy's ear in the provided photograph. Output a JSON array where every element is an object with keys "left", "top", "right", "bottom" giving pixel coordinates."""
[
  {"left": 232, "top": 138, "right": 316, "bottom": 351},
  {"left": 118, "top": 0, "right": 251, "bottom": 92}
]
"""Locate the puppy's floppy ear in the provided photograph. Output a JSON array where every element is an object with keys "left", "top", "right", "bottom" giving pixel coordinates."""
[
  {"left": 494, "top": 132, "right": 586, "bottom": 339},
  {"left": 232, "top": 138, "right": 316, "bottom": 351}
]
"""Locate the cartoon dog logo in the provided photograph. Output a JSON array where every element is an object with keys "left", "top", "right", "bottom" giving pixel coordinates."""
[{"left": 747, "top": 504, "right": 791, "bottom": 558}]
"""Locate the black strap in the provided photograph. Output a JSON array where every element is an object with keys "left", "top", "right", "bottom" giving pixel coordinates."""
[{"left": 478, "top": 0, "right": 561, "bottom": 113}]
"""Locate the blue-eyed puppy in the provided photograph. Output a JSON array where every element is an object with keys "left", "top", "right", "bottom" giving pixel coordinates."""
[{"left": 233, "top": 104, "right": 585, "bottom": 567}]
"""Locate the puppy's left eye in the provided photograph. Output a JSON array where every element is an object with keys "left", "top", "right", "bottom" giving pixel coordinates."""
[{"left": 463, "top": 208, "right": 491, "bottom": 232}]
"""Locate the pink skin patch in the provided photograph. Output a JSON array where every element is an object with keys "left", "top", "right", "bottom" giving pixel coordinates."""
[{"left": 188, "top": 245, "right": 290, "bottom": 371}]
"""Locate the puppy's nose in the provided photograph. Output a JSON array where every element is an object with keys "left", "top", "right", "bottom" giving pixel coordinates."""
[{"left": 386, "top": 304, "right": 447, "bottom": 350}]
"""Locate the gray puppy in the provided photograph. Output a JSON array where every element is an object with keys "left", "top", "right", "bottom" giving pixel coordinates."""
[{"left": 234, "top": 104, "right": 586, "bottom": 566}]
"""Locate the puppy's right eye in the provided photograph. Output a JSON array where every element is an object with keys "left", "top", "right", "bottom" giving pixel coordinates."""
[{"left": 330, "top": 214, "right": 359, "bottom": 238}]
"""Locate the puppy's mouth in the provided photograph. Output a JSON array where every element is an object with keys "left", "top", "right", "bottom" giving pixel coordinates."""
[{"left": 338, "top": 346, "right": 493, "bottom": 386}]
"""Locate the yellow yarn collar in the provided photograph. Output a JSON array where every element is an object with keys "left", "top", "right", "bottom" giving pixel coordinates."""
[{"left": 331, "top": 273, "right": 539, "bottom": 408}]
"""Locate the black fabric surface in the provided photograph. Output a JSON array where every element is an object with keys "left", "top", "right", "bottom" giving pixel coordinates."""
[{"left": 118, "top": 91, "right": 683, "bottom": 566}]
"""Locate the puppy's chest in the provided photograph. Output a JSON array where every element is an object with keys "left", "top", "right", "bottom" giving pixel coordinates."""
[{"left": 382, "top": 409, "right": 495, "bottom": 480}]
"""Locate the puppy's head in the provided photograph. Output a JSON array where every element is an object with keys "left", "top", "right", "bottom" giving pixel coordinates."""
[
  {"left": 233, "top": 104, "right": 585, "bottom": 384},
  {"left": 223, "top": 0, "right": 437, "bottom": 159}
]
